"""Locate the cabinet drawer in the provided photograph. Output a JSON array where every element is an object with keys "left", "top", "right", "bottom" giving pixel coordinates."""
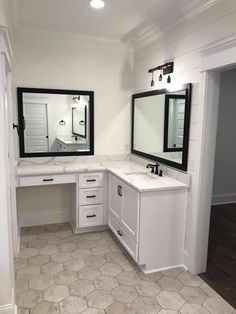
[
  {"left": 79, "top": 204, "right": 103, "bottom": 227},
  {"left": 19, "top": 174, "right": 76, "bottom": 187},
  {"left": 109, "top": 213, "right": 138, "bottom": 261},
  {"left": 79, "top": 172, "right": 103, "bottom": 188},
  {"left": 79, "top": 188, "right": 103, "bottom": 205}
]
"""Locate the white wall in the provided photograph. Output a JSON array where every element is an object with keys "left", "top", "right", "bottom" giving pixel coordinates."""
[
  {"left": 212, "top": 69, "right": 236, "bottom": 203},
  {"left": 13, "top": 30, "right": 133, "bottom": 157},
  {"left": 133, "top": 0, "right": 236, "bottom": 271}
]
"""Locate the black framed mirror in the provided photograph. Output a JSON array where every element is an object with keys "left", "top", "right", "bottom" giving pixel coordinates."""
[
  {"left": 131, "top": 84, "right": 191, "bottom": 171},
  {"left": 17, "top": 87, "right": 94, "bottom": 157}
]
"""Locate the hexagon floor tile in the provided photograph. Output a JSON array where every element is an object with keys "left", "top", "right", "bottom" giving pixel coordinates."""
[{"left": 15, "top": 223, "right": 235, "bottom": 312}]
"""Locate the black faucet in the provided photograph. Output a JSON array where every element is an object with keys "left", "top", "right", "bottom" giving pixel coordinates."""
[{"left": 146, "top": 162, "right": 160, "bottom": 175}]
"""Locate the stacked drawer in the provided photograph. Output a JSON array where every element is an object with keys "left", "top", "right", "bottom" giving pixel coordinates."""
[{"left": 78, "top": 172, "right": 104, "bottom": 228}]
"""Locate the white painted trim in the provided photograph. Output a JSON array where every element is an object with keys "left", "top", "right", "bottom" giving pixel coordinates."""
[
  {"left": 212, "top": 193, "right": 236, "bottom": 205},
  {"left": 193, "top": 40, "right": 236, "bottom": 274},
  {"left": 201, "top": 45, "right": 236, "bottom": 72},
  {"left": 198, "top": 34, "right": 236, "bottom": 56},
  {"left": 0, "top": 26, "right": 13, "bottom": 66},
  {"left": 0, "top": 304, "right": 16, "bottom": 314},
  {"left": 127, "top": 0, "right": 220, "bottom": 48},
  {"left": 15, "top": 27, "right": 127, "bottom": 49},
  {"left": 19, "top": 209, "right": 70, "bottom": 227},
  {"left": 141, "top": 264, "right": 187, "bottom": 274}
]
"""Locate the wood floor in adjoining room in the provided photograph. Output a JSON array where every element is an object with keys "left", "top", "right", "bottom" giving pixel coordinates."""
[
  {"left": 200, "top": 203, "right": 236, "bottom": 309},
  {"left": 15, "top": 223, "right": 234, "bottom": 313}
]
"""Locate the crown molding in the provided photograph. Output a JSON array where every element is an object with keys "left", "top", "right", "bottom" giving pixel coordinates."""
[
  {"left": 198, "top": 33, "right": 236, "bottom": 55},
  {"left": 184, "top": 0, "right": 221, "bottom": 19},
  {"left": 14, "top": 26, "right": 128, "bottom": 50},
  {"left": 128, "top": 0, "right": 221, "bottom": 50}
]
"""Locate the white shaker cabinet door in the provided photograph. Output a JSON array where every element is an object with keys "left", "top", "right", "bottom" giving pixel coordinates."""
[
  {"left": 108, "top": 174, "right": 123, "bottom": 220},
  {"left": 108, "top": 174, "right": 139, "bottom": 241},
  {"left": 122, "top": 183, "right": 139, "bottom": 241}
]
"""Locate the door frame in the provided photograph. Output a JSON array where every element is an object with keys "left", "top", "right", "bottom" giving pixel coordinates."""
[{"left": 193, "top": 37, "right": 236, "bottom": 274}]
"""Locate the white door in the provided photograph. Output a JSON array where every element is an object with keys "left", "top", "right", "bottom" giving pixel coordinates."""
[
  {"left": 23, "top": 103, "right": 49, "bottom": 153},
  {"left": 0, "top": 50, "right": 15, "bottom": 312}
]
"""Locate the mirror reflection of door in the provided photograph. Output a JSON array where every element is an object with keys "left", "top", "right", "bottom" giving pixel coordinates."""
[
  {"left": 72, "top": 105, "right": 87, "bottom": 138},
  {"left": 168, "top": 98, "right": 185, "bottom": 149},
  {"left": 23, "top": 103, "right": 49, "bottom": 153},
  {"left": 164, "top": 95, "right": 186, "bottom": 152}
]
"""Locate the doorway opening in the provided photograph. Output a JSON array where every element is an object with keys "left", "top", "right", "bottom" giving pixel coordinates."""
[{"left": 200, "top": 68, "right": 236, "bottom": 308}]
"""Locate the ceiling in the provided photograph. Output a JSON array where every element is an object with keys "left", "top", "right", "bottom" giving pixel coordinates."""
[{"left": 12, "top": 0, "right": 217, "bottom": 42}]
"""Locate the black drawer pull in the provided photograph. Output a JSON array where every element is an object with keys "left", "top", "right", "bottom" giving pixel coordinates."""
[
  {"left": 87, "top": 214, "right": 96, "bottom": 218},
  {"left": 117, "top": 230, "right": 123, "bottom": 237},
  {"left": 86, "top": 179, "right": 96, "bottom": 182},
  {"left": 117, "top": 185, "right": 122, "bottom": 197},
  {"left": 43, "top": 178, "right": 54, "bottom": 182},
  {"left": 86, "top": 195, "right": 96, "bottom": 198}
]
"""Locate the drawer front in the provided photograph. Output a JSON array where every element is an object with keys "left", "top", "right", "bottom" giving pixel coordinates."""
[
  {"left": 19, "top": 174, "right": 76, "bottom": 187},
  {"left": 109, "top": 213, "right": 138, "bottom": 261},
  {"left": 79, "top": 172, "right": 103, "bottom": 188},
  {"left": 79, "top": 204, "right": 103, "bottom": 227},
  {"left": 79, "top": 188, "right": 103, "bottom": 205}
]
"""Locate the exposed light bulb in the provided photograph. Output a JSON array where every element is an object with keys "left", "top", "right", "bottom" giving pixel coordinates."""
[
  {"left": 151, "top": 71, "right": 155, "bottom": 87},
  {"left": 90, "top": 0, "right": 105, "bottom": 9}
]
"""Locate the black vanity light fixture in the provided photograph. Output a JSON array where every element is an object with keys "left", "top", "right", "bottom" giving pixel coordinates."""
[{"left": 148, "top": 62, "right": 174, "bottom": 86}]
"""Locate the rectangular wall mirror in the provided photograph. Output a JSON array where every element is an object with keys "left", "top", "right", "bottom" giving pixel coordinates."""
[
  {"left": 131, "top": 84, "right": 191, "bottom": 171},
  {"left": 17, "top": 88, "right": 94, "bottom": 157}
]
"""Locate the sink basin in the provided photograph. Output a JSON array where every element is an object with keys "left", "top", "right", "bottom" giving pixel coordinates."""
[{"left": 125, "top": 173, "right": 159, "bottom": 180}]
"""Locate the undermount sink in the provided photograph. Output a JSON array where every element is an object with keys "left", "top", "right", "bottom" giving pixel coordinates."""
[{"left": 125, "top": 173, "right": 159, "bottom": 180}]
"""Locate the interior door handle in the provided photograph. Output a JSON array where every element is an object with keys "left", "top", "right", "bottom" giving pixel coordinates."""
[
  {"left": 86, "top": 179, "right": 96, "bottom": 182},
  {"left": 117, "top": 230, "right": 123, "bottom": 237},
  {"left": 43, "top": 178, "right": 54, "bottom": 182}
]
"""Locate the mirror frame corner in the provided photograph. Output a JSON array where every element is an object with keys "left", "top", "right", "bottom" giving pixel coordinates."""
[{"left": 131, "top": 83, "right": 192, "bottom": 171}]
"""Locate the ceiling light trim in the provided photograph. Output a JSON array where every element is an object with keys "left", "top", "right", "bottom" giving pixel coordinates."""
[{"left": 90, "top": 0, "right": 105, "bottom": 9}]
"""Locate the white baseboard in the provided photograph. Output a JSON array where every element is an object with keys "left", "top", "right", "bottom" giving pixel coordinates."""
[
  {"left": 212, "top": 193, "right": 236, "bottom": 205},
  {"left": 140, "top": 264, "right": 187, "bottom": 274},
  {"left": 0, "top": 304, "right": 17, "bottom": 314},
  {"left": 19, "top": 209, "right": 69, "bottom": 227}
]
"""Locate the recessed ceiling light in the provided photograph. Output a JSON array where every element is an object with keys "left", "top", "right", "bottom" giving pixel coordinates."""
[{"left": 90, "top": 0, "right": 105, "bottom": 9}]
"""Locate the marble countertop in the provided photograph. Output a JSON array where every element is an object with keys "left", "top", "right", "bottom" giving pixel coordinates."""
[{"left": 16, "top": 156, "right": 189, "bottom": 192}]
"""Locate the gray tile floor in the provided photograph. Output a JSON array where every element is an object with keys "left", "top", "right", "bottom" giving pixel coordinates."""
[{"left": 15, "top": 223, "right": 235, "bottom": 314}]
